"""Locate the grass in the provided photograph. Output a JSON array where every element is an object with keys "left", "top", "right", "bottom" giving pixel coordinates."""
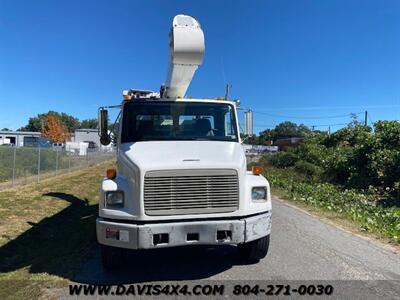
[
  {"left": 262, "top": 166, "right": 400, "bottom": 246},
  {"left": 272, "top": 186, "right": 394, "bottom": 243},
  {"left": 0, "top": 161, "right": 114, "bottom": 300}
]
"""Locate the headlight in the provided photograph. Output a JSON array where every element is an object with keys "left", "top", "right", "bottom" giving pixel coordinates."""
[
  {"left": 105, "top": 191, "right": 124, "bottom": 207},
  {"left": 252, "top": 187, "right": 267, "bottom": 201}
]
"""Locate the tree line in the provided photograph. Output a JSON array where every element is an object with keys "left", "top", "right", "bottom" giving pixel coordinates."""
[
  {"left": 263, "top": 120, "right": 400, "bottom": 198},
  {"left": 17, "top": 111, "right": 98, "bottom": 132},
  {"left": 245, "top": 121, "right": 313, "bottom": 144},
  {"left": 15, "top": 111, "right": 98, "bottom": 143}
]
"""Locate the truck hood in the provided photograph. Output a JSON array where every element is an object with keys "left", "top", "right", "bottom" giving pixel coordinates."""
[{"left": 120, "top": 141, "right": 246, "bottom": 172}]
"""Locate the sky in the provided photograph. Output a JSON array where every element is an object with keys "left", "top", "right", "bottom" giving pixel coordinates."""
[{"left": 0, "top": 0, "right": 399, "bottom": 133}]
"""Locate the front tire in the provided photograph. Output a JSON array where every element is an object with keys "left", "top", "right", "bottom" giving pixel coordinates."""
[
  {"left": 238, "top": 235, "right": 270, "bottom": 262},
  {"left": 100, "top": 244, "right": 126, "bottom": 270}
]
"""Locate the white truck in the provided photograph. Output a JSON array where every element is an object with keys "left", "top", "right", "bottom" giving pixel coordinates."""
[{"left": 97, "top": 15, "right": 272, "bottom": 269}]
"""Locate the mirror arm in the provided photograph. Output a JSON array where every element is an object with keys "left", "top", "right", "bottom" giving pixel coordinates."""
[
  {"left": 241, "top": 134, "right": 252, "bottom": 144},
  {"left": 99, "top": 107, "right": 111, "bottom": 145}
]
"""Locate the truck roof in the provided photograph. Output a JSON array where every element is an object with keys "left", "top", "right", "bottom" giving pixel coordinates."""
[
  {"left": 175, "top": 98, "right": 237, "bottom": 105},
  {"left": 124, "top": 98, "right": 238, "bottom": 106}
]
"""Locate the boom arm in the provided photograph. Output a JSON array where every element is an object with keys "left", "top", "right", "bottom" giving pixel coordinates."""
[{"left": 162, "top": 15, "right": 205, "bottom": 99}]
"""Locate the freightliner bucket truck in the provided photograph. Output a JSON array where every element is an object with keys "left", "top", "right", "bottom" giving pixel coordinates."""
[{"left": 97, "top": 14, "right": 272, "bottom": 269}]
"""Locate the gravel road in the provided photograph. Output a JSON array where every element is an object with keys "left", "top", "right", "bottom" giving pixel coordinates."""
[{"left": 73, "top": 198, "right": 400, "bottom": 299}]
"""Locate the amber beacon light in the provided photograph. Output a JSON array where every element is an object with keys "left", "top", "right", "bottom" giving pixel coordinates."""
[
  {"left": 252, "top": 166, "right": 263, "bottom": 175},
  {"left": 106, "top": 168, "right": 117, "bottom": 179}
]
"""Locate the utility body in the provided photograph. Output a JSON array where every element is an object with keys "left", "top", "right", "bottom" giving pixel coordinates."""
[{"left": 97, "top": 15, "right": 272, "bottom": 268}]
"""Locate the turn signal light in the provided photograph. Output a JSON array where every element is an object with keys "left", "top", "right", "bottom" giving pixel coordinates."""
[
  {"left": 106, "top": 168, "right": 117, "bottom": 179},
  {"left": 252, "top": 166, "right": 263, "bottom": 175}
]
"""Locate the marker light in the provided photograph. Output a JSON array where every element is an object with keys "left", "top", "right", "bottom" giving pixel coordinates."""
[
  {"left": 252, "top": 166, "right": 263, "bottom": 175},
  {"left": 106, "top": 168, "right": 117, "bottom": 179}
]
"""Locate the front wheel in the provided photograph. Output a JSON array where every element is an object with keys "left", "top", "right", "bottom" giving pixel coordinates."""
[
  {"left": 100, "top": 244, "right": 126, "bottom": 270},
  {"left": 238, "top": 235, "right": 270, "bottom": 262}
]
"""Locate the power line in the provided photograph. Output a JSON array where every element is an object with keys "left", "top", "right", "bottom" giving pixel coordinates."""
[
  {"left": 250, "top": 104, "right": 400, "bottom": 111},
  {"left": 252, "top": 110, "right": 363, "bottom": 120},
  {"left": 242, "top": 108, "right": 369, "bottom": 133},
  {"left": 253, "top": 124, "right": 277, "bottom": 128},
  {"left": 252, "top": 123, "right": 349, "bottom": 131},
  {"left": 309, "top": 123, "right": 348, "bottom": 128}
]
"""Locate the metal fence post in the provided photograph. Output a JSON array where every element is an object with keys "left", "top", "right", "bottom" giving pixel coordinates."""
[
  {"left": 68, "top": 153, "right": 71, "bottom": 172},
  {"left": 12, "top": 146, "right": 17, "bottom": 187},
  {"left": 37, "top": 144, "right": 41, "bottom": 183},
  {"left": 56, "top": 149, "right": 59, "bottom": 176}
]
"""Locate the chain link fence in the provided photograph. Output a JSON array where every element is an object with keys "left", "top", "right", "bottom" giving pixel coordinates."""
[{"left": 0, "top": 146, "right": 115, "bottom": 190}]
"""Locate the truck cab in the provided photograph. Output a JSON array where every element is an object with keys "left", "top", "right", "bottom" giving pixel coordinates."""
[{"left": 96, "top": 15, "right": 272, "bottom": 269}]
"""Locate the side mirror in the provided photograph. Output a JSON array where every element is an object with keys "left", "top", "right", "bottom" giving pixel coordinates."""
[
  {"left": 99, "top": 108, "right": 111, "bottom": 145},
  {"left": 244, "top": 109, "right": 253, "bottom": 136}
]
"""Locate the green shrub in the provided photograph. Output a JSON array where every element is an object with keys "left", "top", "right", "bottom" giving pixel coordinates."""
[
  {"left": 262, "top": 120, "right": 400, "bottom": 197},
  {"left": 394, "top": 181, "right": 400, "bottom": 199},
  {"left": 266, "top": 169, "right": 400, "bottom": 242},
  {"left": 257, "top": 120, "right": 400, "bottom": 241},
  {"left": 374, "top": 120, "right": 400, "bottom": 148},
  {"left": 293, "top": 143, "right": 328, "bottom": 166},
  {"left": 323, "top": 124, "right": 372, "bottom": 147},
  {"left": 267, "top": 151, "right": 298, "bottom": 168},
  {"left": 294, "top": 160, "right": 323, "bottom": 180}
]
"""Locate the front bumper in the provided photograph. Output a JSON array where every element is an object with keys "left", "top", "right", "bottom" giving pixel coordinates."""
[{"left": 97, "top": 212, "right": 271, "bottom": 250}]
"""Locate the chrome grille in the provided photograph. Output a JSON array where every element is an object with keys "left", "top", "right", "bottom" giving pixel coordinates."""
[{"left": 144, "top": 169, "right": 239, "bottom": 215}]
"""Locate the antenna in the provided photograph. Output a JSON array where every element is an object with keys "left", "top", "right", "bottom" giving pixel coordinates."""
[{"left": 224, "top": 83, "right": 231, "bottom": 100}]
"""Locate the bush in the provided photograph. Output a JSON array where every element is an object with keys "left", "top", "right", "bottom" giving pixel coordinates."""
[
  {"left": 266, "top": 169, "right": 400, "bottom": 242},
  {"left": 267, "top": 151, "right": 298, "bottom": 168},
  {"left": 294, "top": 160, "right": 322, "bottom": 180},
  {"left": 262, "top": 120, "right": 400, "bottom": 197},
  {"left": 323, "top": 125, "right": 372, "bottom": 147},
  {"left": 374, "top": 120, "right": 400, "bottom": 148},
  {"left": 257, "top": 120, "right": 400, "bottom": 242},
  {"left": 294, "top": 143, "right": 328, "bottom": 166}
]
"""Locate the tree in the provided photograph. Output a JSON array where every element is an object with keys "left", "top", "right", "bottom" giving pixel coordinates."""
[
  {"left": 273, "top": 121, "right": 310, "bottom": 139},
  {"left": 80, "top": 118, "right": 98, "bottom": 129},
  {"left": 59, "top": 112, "right": 80, "bottom": 132},
  {"left": 259, "top": 121, "right": 311, "bottom": 143},
  {"left": 244, "top": 134, "right": 260, "bottom": 145},
  {"left": 1, "top": 128, "right": 11, "bottom": 131},
  {"left": 18, "top": 116, "right": 42, "bottom": 132},
  {"left": 18, "top": 111, "right": 80, "bottom": 132},
  {"left": 41, "top": 115, "right": 71, "bottom": 142}
]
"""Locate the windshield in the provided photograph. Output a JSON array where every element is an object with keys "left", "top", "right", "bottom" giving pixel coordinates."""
[{"left": 121, "top": 101, "right": 238, "bottom": 143}]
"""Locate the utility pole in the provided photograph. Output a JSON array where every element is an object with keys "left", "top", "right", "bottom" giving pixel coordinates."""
[
  {"left": 328, "top": 126, "right": 331, "bottom": 136},
  {"left": 364, "top": 111, "right": 368, "bottom": 127}
]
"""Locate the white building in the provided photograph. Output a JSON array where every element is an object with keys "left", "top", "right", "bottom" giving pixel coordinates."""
[
  {"left": 66, "top": 128, "right": 114, "bottom": 155},
  {"left": 0, "top": 131, "right": 41, "bottom": 147},
  {"left": 243, "top": 144, "right": 278, "bottom": 156},
  {"left": 73, "top": 129, "right": 101, "bottom": 147}
]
